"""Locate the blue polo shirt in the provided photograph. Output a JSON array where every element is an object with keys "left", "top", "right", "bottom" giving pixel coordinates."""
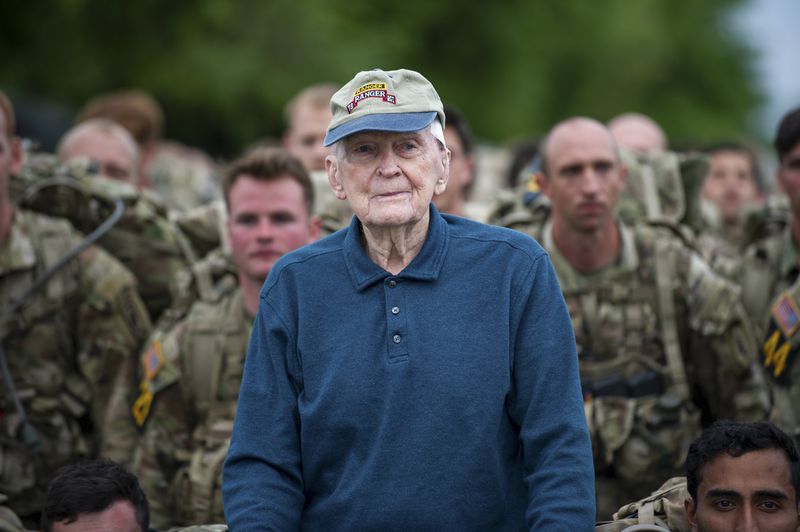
[{"left": 223, "top": 205, "right": 594, "bottom": 531}]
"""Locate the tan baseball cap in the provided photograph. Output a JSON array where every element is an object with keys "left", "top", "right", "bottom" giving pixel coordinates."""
[{"left": 323, "top": 68, "right": 445, "bottom": 146}]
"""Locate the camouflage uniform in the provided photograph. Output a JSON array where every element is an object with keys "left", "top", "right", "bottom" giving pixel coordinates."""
[
  {"left": 13, "top": 154, "right": 202, "bottom": 321},
  {"left": 595, "top": 477, "right": 689, "bottom": 532},
  {"left": 131, "top": 256, "right": 248, "bottom": 528},
  {"left": 0, "top": 209, "right": 151, "bottom": 522},
  {"left": 146, "top": 140, "right": 220, "bottom": 212},
  {"left": 493, "top": 197, "right": 766, "bottom": 519},
  {"left": 752, "top": 276, "right": 800, "bottom": 443}
]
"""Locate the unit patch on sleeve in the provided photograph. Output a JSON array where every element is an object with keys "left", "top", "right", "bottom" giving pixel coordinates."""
[
  {"left": 760, "top": 296, "right": 800, "bottom": 387},
  {"left": 131, "top": 339, "right": 165, "bottom": 431}
]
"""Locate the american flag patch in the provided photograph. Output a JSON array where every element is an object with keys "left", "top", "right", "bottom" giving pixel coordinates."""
[{"left": 772, "top": 292, "right": 800, "bottom": 337}]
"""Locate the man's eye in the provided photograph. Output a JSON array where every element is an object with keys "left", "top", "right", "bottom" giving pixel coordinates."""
[
  {"left": 713, "top": 499, "right": 735, "bottom": 511},
  {"left": 594, "top": 162, "right": 613, "bottom": 174},
  {"left": 300, "top": 136, "right": 316, "bottom": 147},
  {"left": 271, "top": 213, "right": 296, "bottom": 225},
  {"left": 759, "top": 500, "right": 782, "bottom": 511},
  {"left": 235, "top": 215, "right": 258, "bottom": 226}
]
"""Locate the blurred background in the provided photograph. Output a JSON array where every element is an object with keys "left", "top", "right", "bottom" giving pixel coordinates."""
[{"left": 1, "top": 0, "right": 797, "bottom": 166}]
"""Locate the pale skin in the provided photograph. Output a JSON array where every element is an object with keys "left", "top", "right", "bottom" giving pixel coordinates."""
[
  {"left": 685, "top": 449, "right": 800, "bottom": 532},
  {"left": 326, "top": 127, "right": 450, "bottom": 275},
  {"left": 536, "top": 118, "right": 628, "bottom": 274},
  {"left": 0, "top": 108, "right": 23, "bottom": 245},
  {"left": 226, "top": 174, "right": 320, "bottom": 316}
]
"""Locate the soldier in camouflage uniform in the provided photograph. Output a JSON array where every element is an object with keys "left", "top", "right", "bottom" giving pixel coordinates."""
[
  {"left": 77, "top": 89, "right": 220, "bottom": 211},
  {"left": 12, "top": 139, "right": 203, "bottom": 323},
  {"left": 739, "top": 109, "right": 800, "bottom": 446},
  {"left": 0, "top": 92, "right": 152, "bottom": 525},
  {"left": 494, "top": 117, "right": 767, "bottom": 520},
  {"left": 131, "top": 147, "right": 319, "bottom": 528}
]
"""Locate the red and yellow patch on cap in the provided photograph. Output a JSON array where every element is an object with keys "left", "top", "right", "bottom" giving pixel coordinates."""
[{"left": 347, "top": 82, "right": 396, "bottom": 114}]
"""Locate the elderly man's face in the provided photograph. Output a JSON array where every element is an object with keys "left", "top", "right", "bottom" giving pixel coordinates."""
[
  {"left": 537, "top": 121, "right": 626, "bottom": 235},
  {"left": 60, "top": 129, "right": 136, "bottom": 183},
  {"left": 326, "top": 129, "right": 450, "bottom": 229},
  {"left": 686, "top": 448, "right": 800, "bottom": 532}
]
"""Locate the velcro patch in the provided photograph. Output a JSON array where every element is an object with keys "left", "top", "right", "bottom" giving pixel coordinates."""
[
  {"left": 760, "top": 320, "right": 799, "bottom": 387},
  {"left": 130, "top": 340, "right": 165, "bottom": 430},
  {"left": 772, "top": 292, "right": 800, "bottom": 337}
]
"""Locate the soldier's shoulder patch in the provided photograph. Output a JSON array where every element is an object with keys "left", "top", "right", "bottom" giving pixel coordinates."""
[
  {"left": 772, "top": 292, "right": 800, "bottom": 337},
  {"left": 131, "top": 338, "right": 179, "bottom": 431},
  {"left": 760, "top": 318, "right": 800, "bottom": 387}
]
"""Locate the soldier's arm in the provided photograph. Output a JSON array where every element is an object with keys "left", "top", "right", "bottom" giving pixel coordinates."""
[
  {"left": 74, "top": 243, "right": 152, "bottom": 455},
  {"left": 682, "top": 249, "right": 769, "bottom": 422},
  {"left": 130, "top": 322, "right": 193, "bottom": 530}
]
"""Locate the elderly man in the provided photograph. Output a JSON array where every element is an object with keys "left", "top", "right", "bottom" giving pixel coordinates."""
[{"left": 223, "top": 68, "right": 595, "bottom": 530}]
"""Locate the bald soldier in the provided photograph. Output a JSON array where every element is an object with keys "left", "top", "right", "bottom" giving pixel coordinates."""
[
  {"left": 0, "top": 91, "right": 151, "bottom": 525},
  {"left": 511, "top": 117, "right": 766, "bottom": 518},
  {"left": 131, "top": 147, "right": 319, "bottom": 528},
  {"left": 608, "top": 112, "right": 667, "bottom": 154}
]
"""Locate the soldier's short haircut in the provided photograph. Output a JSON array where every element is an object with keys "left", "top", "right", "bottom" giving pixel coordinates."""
[
  {"left": 538, "top": 117, "right": 620, "bottom": 177},
  {"left": 77, "top": 90, "right": 164, "bottom": 145},
  {"left": 704, "top": 140, "right": 765, "bottom": 192},
  {"left": 41, "top": 459, "right": 149, "bottom": 532},
  {"left": 57, "top": 118, "right": 141, "bottom": 168},
  {"left": 221, "top": 146, "right": 314, "bottom": 215},
  {"left": 775, "top": 107, "right": 800, "bottom": 162},
  {"left": 0, "top": 90, "right": 15, "bottom": 139},
  {"left": 685, "top": 420, "right": 800, "bottom": 505},
  {"left": 283, "top": 82, "right": 338, "bottom": 130}
]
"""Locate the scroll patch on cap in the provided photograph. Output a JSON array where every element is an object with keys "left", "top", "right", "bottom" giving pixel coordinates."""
[{"left": 347, "top": 83, "right": 396, "bottom": 114}]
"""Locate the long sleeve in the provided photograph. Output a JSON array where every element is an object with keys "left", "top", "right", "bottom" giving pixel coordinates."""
[
  {"left": 508, "top": 254, "right": 596, "bottom": 530},
  {"left": 222, "top": 296, "right": 304, "bottom": 531}
]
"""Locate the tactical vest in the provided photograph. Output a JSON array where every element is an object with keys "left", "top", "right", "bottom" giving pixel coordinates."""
[
  {"left": 13, "top": 154, "right": 200, "bottom": 321},
  {"left": 175, "top": 285, "right": 250, "bottom": 524},
  {"left": 595, "top": 477, "right": 690, "bottom": 532},
  {"left": 0, "top": 210, "right": 91, "bottom": 517}
]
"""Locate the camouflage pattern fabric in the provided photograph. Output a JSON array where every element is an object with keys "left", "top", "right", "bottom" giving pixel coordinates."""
[
  {"left": 131, "top": 275, "right": 250, "bottom": 529},
  {"left": 0, "top": 494, "right": 29, "bottom": 532},
  {"left": 493, "top": 197, "right": 766, "bottom": 519},
  {"left": 755, "top": 277, "right": 800, "bottom": 444},
  {"left": 595, "top": 477, "right": 689, "bottom": 532},
  {"left": 0, "top": 209, "right": 151, "bottom": 522},
  {"left": 145, "top": 140, "right": 220, "bottom": 213},
  {"left": 166, "top": 525, "right": 228, "bottom": 532},
  {"left": 741, "top": 223, "right": 798, "bottom": 339},
  {"left": 13, "top": 153, "right": 201, "bottom": 322}
]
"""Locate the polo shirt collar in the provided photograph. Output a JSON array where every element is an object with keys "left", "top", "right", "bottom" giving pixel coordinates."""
[{"left": 343, "top": 203, "right": 449, "bottom": 291}]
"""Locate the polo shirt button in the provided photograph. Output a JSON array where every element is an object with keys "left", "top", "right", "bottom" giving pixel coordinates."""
[
  {"left": 387, "top": 279, "right": 397, "bottom": 288},
  {"left": 393, "top": 334, "right": 401, "bottom": 344},
  {"left": 391, "top": 306, "right": 400, "bottom": 315}
]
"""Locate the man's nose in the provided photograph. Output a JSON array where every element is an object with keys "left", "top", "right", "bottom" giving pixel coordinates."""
[
  {"left": 580, "top": 168, "right": 601, "bottom": 194},
  {"left": 256, "top": 218, "right": 275, "bottom": 239},
  {"left": 376, "top": 150, "right": 401, "bottom": 178},
  {"left": 734, "top": 505, "right": 757, "bottom": 532}
]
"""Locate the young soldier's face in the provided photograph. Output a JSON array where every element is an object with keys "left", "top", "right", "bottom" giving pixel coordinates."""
[
  {"left": 702, "top": 150, "right": 760, "bottom": 224},
  {"left": 686, "top": 449, "right": 800, "bottom": 532},
  {"left": 777, "top": 142, "right": 800, "bottom": 218},
  {"left": 226, "top": 174, "right": 318, "bottom": 282}
]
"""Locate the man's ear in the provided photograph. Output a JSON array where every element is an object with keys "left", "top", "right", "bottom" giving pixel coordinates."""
[
  {"left": 307, "top": 215, "right": 322, "bottom": 243},
  {"left": 434, "top": 147, "right": 450, "bottom": 196},
  {"left": 685, "top": 497, "right": 698, "bottom": 531},
  {"left": 535, "top": 172, "right": 548, "bottom": 196},
  {"left": 10, "top": 137, "right": 22, "bottom": 175},
  {"left": 326, "top": 155, "right": 347, "bottom": 200}
]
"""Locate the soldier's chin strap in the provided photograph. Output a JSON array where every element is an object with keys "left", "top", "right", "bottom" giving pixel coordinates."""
[{"left": 1, "top": 179, "right": 125, "bottom": 453}]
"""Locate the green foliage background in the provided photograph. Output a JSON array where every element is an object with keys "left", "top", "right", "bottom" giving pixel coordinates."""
[{"left": 1, "top": 0, "right": 761, "bottom": 156}]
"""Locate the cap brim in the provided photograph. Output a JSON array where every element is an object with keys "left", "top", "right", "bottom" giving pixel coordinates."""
[{"left": 323, "top": 111, "right": 438, "bottom": 147}]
